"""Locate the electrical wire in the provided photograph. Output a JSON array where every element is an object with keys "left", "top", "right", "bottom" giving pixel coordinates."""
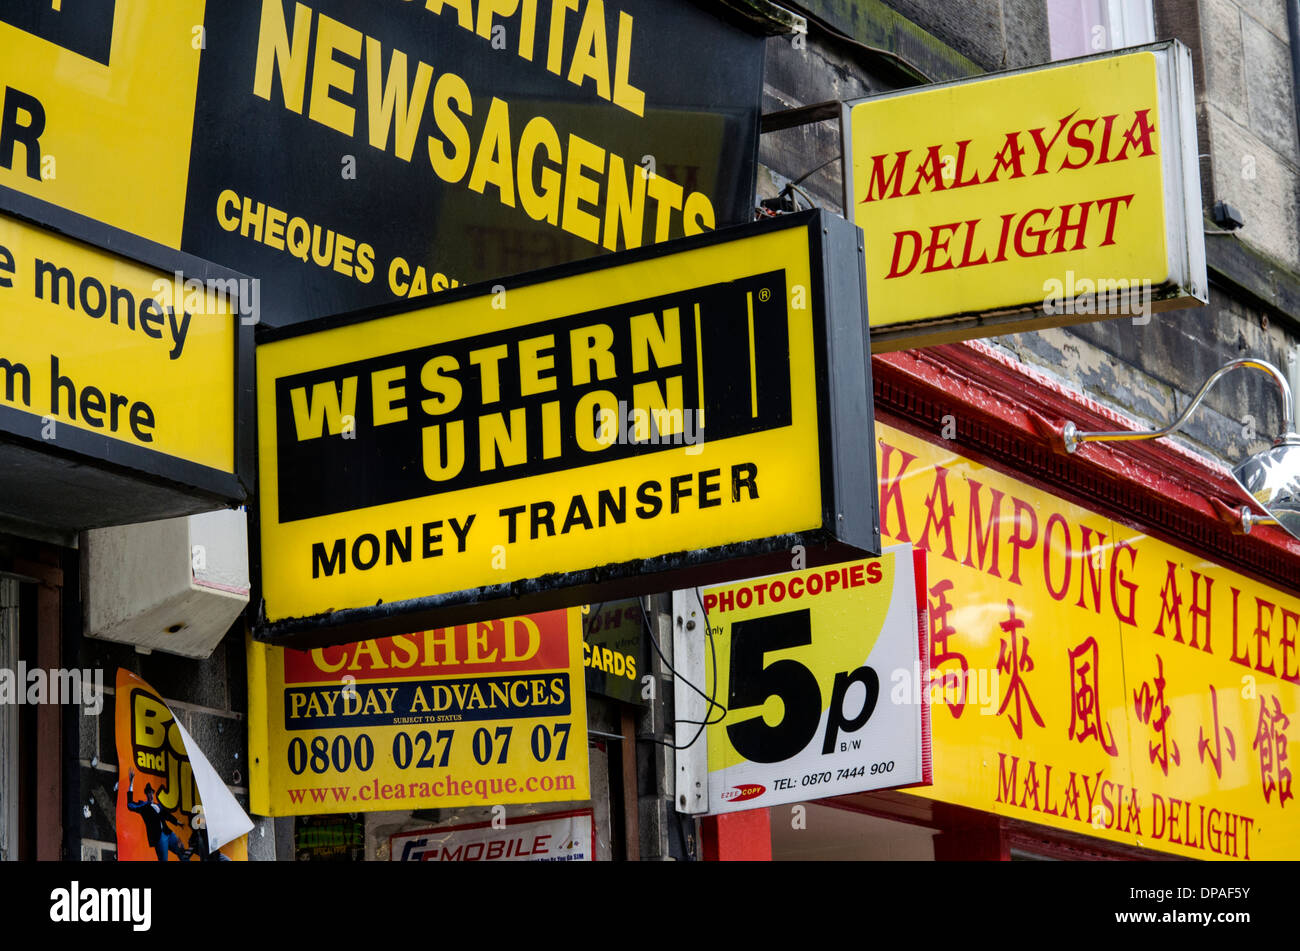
[
  {"left": 787, "top": 182, "right": 819, "bottom": 210},
  {"left": 790, "top": 155, "right": 840, "bottom": 187},
  {"left": 636, "top": 593, "right": 727, "bottom": 751},
  {"left": 673, "top": 588, "right": 726, "bottom": 728},
  {"left": 584, "top": 597, "right": 720, "bottom": 750}
]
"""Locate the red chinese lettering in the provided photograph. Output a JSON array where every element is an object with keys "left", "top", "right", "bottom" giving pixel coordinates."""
[
  {"left": 1196, "top": 684, "right": 1237, "bottom": 780},
  {"left": 1253, "top": 694, "right": 1293, "bottom": 807},
  {"left": 995, "top": 599, "right": 1043, "bottom": 739},
  {"left": 1067, "top": 636, "right": 1118, "bottom": 756},
  {"left": 1133, "top": 654, "right": 1180, "bottom": 775},
  {"left": 928, "top": 579, "right": 969, "bottom": 718}
]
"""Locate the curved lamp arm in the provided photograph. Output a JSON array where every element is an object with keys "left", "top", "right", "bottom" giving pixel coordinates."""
[{"left": 1063, "top": 358, "right": 1294, "bottom": 454}]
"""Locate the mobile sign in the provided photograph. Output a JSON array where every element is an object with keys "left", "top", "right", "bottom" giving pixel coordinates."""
[
  {"left": 253, "top": 210, "right": 877, "bottom": 642},
  {"left": 846, "top": 41, "right": 1205, "bottom": 348},
  {"left": 246, "top": 608, "right": 590, "bottom": 816},
  {"left": 390, "top": 809, "right": 595, "bottom": 862},
  {"left": 676, "top": 546, "right": 930, "bottom": 815},
  {"left": 0, "top": 194, "right": 252, "bottom": 531},
  {"left": 0, "top": 0, "right": 765, "bottom": 327}
]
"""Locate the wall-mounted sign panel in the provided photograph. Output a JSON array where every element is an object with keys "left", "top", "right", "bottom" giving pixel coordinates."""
[
  {"left": 247, "top": 609, "right": 590, "bottom": 816},
  {"left": 390, "top": 809, "right": 595, "bottom": 862},
  {"left": 583, "top": 599, "right": 650, "bottom": 705},
  {"left": 878, "top": 423, "right": 1300, "bottom": 860},
  {"left": 847, "top": 41, "right": 1205, "bottom": 349},
  {"left": 0, "top": 193, "right": 251, "bottom": 533},
  {"left": 0, "top": 0, "right": 765, "bottom": 327},
  {"left": 675, "top": 546, "right": 931, "bottom": 815},
  {"left": 253, "top": 211, "right": 877, "bottom": 644}
]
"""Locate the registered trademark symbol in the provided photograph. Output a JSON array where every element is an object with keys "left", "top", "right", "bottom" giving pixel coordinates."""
[{"left": 759, "top": 288, "right": 771, "bottom": 302}]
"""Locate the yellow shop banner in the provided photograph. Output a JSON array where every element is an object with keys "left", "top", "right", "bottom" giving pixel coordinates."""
[
  {"left": 0, "top": 213, "right": 236, "bottom": 473},
  {"left": 877, "top": 423, "right": 1298, "bottom": 860}
]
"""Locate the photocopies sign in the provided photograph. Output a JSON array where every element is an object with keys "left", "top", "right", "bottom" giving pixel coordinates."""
[
  {"left": 675, "top": 545, "right": 931, "bottom": 815},
  {"left": 846, "top": 42, "right": 1205, "bottom": 348},
  {"left": 253, "top": 210, "right": 877, "bottom": 642}
]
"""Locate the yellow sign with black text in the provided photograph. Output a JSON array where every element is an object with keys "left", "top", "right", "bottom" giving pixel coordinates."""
[
  {"left": 0, "top": 0, "right": 765, "bottom": 325},
  {"left": 0, "top": 213, "right": 235, "bottom": 472},
  {"left": 255, "top": 212, "right": 876, "bottom": 640},
  {"left": 0, "top": 2, "right": 203, "bottom": 247},
  {"left": 849, "top": 43, "right": 1205, "bottom": 347},
  {"left": 879, "top": 423, "right": 1300, "bottom": 860},
  {"left": 247, "top": 608, "right": 590, "bottom": 815}
]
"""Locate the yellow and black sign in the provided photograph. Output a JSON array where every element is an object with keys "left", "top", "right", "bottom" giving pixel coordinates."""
[
  {"left": 254, "top": 211, "right": 877, "bottom": 642},
  {"left": 0, "top": 0, "right": 765, "bottom": 327},
  {"left": 0, "top": 195, "right": 251, "bottom": 530},
  {"left": 247, "top": 608, "right": 590, "bottom": 816}
]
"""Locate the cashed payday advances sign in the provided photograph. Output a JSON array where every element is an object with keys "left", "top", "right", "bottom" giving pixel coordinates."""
[
  {"left": 0, "top": 0, "right": 765, "bottom": 326},
  {"left": 689, "top": 546, "right": 930, "bottom": 814},
  {"left": 848, "top": 42, "right": 1204, "bottom": 348},
  {"left": 253, "top": 211, "right": 876, "bottom": 638},
  {"left": 247, "top": 609, "right": 590, "bottom": 815},
  {"left": 877, "top": 423, "right": 1300, "bottom": 859}
]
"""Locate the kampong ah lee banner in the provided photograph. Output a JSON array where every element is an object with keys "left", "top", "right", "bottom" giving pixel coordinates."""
[{"left": 879, "top": 423, "right": 1300, "bottom": 860}]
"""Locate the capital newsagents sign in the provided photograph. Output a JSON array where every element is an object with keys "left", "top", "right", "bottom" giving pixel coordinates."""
[
  {"left": 847, "top": 42, "right": 1205, "bottom": 348},
  {"left": 0, "top": 0, "right": 765, "bottom": 327}
]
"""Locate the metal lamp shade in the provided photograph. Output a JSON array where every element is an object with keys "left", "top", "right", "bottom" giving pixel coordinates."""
[{"left": 1232, "top": 435, "right": 1300, "bottom": 542}]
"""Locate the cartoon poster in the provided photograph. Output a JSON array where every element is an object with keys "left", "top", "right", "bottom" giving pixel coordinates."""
[{"left": 114, "top": 669, "right": 253, "bottom": 861}]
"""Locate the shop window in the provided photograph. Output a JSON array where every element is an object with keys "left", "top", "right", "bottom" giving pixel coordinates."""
[{"left": 1047, "top": 0, "right": 1155, "bottom": 60}]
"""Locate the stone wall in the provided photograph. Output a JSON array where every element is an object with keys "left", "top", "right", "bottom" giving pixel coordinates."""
[{"left": 759, "top": 0, "right": 1300, "bottom": 468}]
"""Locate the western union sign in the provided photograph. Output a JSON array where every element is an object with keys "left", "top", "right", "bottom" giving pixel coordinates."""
[
  {"left": 254, "top": 211, "right": 878, "bottom": 643},
  {"left": 846, "top": 42, "right": 1205, "bottom": 348}
]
